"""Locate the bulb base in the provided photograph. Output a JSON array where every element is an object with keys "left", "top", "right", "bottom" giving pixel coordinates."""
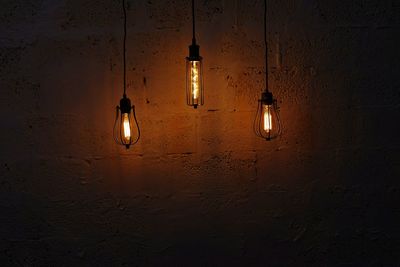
[
  {"left": 120, "top": 96, "right": 132, "bottom": 113},
  {"left": 261, "top": 91, "right": 273, "bottom": 105},
  {"left": 188, "top": 41, "right": 200, "bottom": 60}
]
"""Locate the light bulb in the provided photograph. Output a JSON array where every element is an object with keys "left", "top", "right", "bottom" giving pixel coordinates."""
[
  {"left": 186, "top": 42, "right": 203, "bottom": 108},
  {"left": 254, "top": 91, "right": 281, "bottom": 140},
  {"left": 263, "top": 104, "right": 272, "bottom": 132},
  {"left": 122, "top": 113, "right": 131, "bottom": 142},
  {"left": 113, "top": 96, "right": 140, "bottom": 149}
]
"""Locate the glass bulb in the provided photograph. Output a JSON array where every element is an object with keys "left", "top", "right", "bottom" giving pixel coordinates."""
[
  {"left": 113, "top": 96, "right": 140, "bottom": 149},
  {"left": 191, "top": 61, "right": 199, "bottom": 100},
  {"left": 253, "top": 92, "right": 281, "bottom": 140},
  {"left": 186, "top": 58, "right": 203, "bottom": 107},
  {"left": 263, "top": 104, "right": 272, "bottom": 132},
  {"left": 122, "top": 113, "right": 131, "bottom": 142}
]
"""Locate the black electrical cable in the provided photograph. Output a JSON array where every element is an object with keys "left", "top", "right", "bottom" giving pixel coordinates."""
[
  {"left": 123, "top": 0, "right": 127, "bottom": 96},
  {"left": 264, "top": 0, "right": 269, "bottom": 93},
  {"left": 192, "top": 0, "right": 196, "bottom": 43}
]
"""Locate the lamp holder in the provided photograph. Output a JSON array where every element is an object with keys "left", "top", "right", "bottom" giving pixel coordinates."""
[
  {"left": 261, "top": 91, "right": 273, "bottom": 105},
  {"left": 120, "top": 95, "right": 132, "bottom": 113},
  {"left": 188, "top": 40, "right": 200, "bottom": 60}
]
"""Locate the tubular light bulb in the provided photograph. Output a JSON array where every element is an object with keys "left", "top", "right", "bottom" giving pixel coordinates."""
[
  {"left": 186, "top": 40, "right": 203, "bottom": 108},
  {"left": 263, "top": 105, "right": 272, "bottom": 132},
  {"left": 122, "top": 113, "right": 131, "bottom": 142}
]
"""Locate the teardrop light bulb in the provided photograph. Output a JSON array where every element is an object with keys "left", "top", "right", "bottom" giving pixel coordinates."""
[
  {"left": 113, "top": 96, "right": 140, "bottom": 149},
  {"left": 254, "top": 91, "right": 281, "bottom": 140}
]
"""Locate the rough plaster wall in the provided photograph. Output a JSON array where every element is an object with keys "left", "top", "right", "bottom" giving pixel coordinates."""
[{"left": 0, "top": 0, "right": 399, "bottom": 265}]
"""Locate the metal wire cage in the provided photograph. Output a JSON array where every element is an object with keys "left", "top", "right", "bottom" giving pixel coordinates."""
[
  {"left": 253, "top": 91, "right": 282, "bottom": 141},
  {"left": 113, "top": 96, "right": 140, "bottom": 149}
]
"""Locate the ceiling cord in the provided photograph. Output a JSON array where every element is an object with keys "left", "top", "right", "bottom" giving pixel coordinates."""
[
  {"left": 123, "top": 0, "right": 127, "bottom": 96},
  {"left": 264, "top": 0, "right": 269, "bottom": 92},
  {"left": 192, "top": 0, "right": 196, "bottom": 43}
]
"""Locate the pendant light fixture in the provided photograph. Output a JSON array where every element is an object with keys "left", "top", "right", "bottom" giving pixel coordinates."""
[
  {"left": 186, "top": 0, "right": 204, "bottom": 108},
  {"left": 253, "top": 0, "right": 281, "bottom": 141},
  {"left": 113, "top": 0, "right": 140, "bottom": 149}
]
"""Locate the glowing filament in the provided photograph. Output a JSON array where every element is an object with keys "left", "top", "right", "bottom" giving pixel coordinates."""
[
  {"left": 263, "top": 105, "right": 272, "bottom": 132},
  {"left": 122, "top": 113, "right": 131, "bottom": 141},
  {"left": 191, "top": 61, "right": 199, "bottom": 100}
]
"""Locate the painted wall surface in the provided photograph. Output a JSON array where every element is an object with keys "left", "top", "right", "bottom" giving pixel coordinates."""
[{"left": 1, "top": 0, "right": 399, "bottom": 265}]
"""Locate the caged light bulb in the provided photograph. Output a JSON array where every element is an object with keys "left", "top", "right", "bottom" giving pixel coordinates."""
[
  {"left": 254, "top": 91, "right": 281, "bottom": 140},
  {"left": 113, "top": 96, "right": 140, "bottom": 149}
]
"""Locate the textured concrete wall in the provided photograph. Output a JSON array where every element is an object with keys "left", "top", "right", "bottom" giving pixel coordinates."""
[{"left": 1, "top": 0, "right": 399, "bottom": 265}]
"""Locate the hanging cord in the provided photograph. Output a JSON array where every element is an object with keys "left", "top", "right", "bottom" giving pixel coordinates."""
[
  {"left": 264, "top": 0, "right": 269, "bottom": 93},
  {"left": 123, "top": 0, "right": 127, "bottom": 96},
  {"left": 192, "top": 0, "right": 196, "bottom": 43}
]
